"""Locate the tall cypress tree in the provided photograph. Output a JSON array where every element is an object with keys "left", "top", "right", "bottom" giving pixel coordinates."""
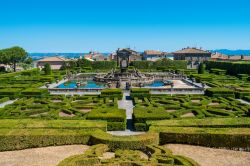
[
  {"left": 198, "top": 63, "right": 205, "bottom": 74},
  {"left": 43, "top": 63, "right": 52, "bottom": 75}
]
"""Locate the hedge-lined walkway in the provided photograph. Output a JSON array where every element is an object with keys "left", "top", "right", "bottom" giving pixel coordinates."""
[
  {"left": 165, "top": 144, "right": 250, "bottom": 166},
  {"left": 237, "top": 99, "right": 250, "bottom": 105},
  {"left": 0, "top": 99, "right": 17, "bottom": 108},
  {"left": 0, "top": 145, "right": 89, "bottom": 166}
]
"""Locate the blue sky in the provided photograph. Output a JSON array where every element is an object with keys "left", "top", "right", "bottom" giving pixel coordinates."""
[{"left": 0, "top": 0, "right": 250, "bottom": 52}]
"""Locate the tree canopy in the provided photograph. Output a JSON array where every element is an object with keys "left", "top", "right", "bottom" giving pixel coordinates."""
[{"left": 0, "top": 46, "right": 28, "bottom": 72}]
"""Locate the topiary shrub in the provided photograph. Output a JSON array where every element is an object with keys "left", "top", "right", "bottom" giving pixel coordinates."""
[
  {"left": 198, "top": 63, "right": 205, "bottom": 74},
  {"left": 100, "top": 89, "right": 122, "bottom": 99},
  {"left": 90, "top": 130, "right": 159, "bottom": 151},
  {"left": 205, "top": 88, "right": 235, "bottom": 98}
]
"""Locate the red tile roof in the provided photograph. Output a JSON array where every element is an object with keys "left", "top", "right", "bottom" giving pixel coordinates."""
[{"left": 173, "top": 47, "right": 211, "bottom": 54}]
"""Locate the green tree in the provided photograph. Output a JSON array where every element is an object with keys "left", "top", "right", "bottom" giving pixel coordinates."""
[
  {"left": 198, "top": 63, "right": 205, "bottom": 74},
  {"left": 0, "top": 46, "right": 27, "bottom": 72},
  {"left": 43, "top": 63, "right": 52, "bottom": 75},
  {"left": 24, "top": 57, "right": 33, "bottom": 64}
]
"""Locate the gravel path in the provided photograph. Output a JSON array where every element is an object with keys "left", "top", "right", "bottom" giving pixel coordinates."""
[
  {"left": 118, "top": 91, "right": 134, "bottom": 120},
  {"left": 165, "top": 144, "right": 250, "bottom": 166},
  {"left": 0, "top": 145, "right": 89, "bottom": 166},
  {"left": 0, "top": 99, "right": 17, "bottom": 108},
  {"left": 237, "top": 99, "right": 250, "bottom": 105}
]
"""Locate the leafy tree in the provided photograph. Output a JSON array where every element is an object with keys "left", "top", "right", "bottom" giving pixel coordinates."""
[
  {"left": 43, "top": 63, "right": 52, "bottom": 75},
  {"left": 198, "top": 63, "right": 205, "bottom": 74},
  {"left": 24, "top": 57, "right": 33, "bottom": 64},
  {"left": 0, "top": 46, "right": 27, "bottom": 72}
]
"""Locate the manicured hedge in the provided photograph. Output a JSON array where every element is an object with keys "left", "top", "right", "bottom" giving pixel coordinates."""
[
  {"left": 0, "top": 119, "right": 107, "bottom": 131},
  {"left": 243, "top": 96, "right": 250, "bottom": 102},
  {"left": 86, "top": 108, "right": 126, "bottom": 131},
  {"left": 130, "top": 88, "right": 151, "bottom": 99},
  {"left": 235, "top": 88, "right": 250, "bottom": 98},
  {"left": 0, "top": 129, "right": 92, "bottom": 151},
  {"left": 205, "top": 61, "right": 250, "bottom": 75},
  {"left": 133, "top": 107, "right": 171, "bottom": 124},
  {"left": 0, "top": 88, "right": 22, "bottom": 99},
  {"left": 57, "top": 144, "right": 108, "bottom": 166},
  {"left": 130, "top": 59, "right": 187, "bottom": 70},
  {"left": 147, "top": 118, "right": 250, "bottom": 128},
  {"left": 21, "top": 88, "right": 49, "bottom": 98},
  {"left": 150, "top": 126, "right": 250, "bottom": 151},
  {"left": 90, "top": 131, "right": 159, "bottom": 151},
  {"left": 58, "top": 144, "right": 199, "bottom": 166},
  {"left": 100, "top": 89, "right": 122, "bottom": 99},
  {"left": 205, "top": 88, "right": 235, "bottom": 97},
  {"left": 0, "top": 97, "right": 9, "bottom": 104},
  {"left": 210, "top": 68, "right": 227, "bottom": 75},
  {"left": 132, "top": 95, "right": 250, "bottom": 131}
]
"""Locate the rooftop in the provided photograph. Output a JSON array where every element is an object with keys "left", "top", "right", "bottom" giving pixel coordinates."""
[
  {"left": 173, "top": 47, "right": 211, "bottom": 54},
  {"left": 37, "top": 56, "right": 68, "bottom": 62},
  {"left": 144, "top": 50, "right": 164, "bottom": 55}
]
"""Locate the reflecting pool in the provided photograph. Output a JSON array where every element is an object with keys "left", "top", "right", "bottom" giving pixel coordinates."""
[{"left": 57, "top": 80, "right": 106, "bottom": 89}]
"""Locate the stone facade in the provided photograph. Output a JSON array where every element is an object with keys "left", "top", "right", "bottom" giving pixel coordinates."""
[
  {"left": 173, "top": 47, "right": 211, "bottom": 69},
  {"left": 36, "top": 57, "right": 68, "bottom": 70},
  {"left": 142, "top": 50, "right": 167, "bottom": 61}
]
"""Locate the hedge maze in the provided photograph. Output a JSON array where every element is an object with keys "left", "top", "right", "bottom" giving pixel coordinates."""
[
  {"left": 58, "top": 144, "right": 199, "bottom": 166},
  {"left": 133, "top": 95, "right": 250, "bottom": 131},
  {"left": 0, "top": 69, "right": 63, "bottom": 99},
  {"left": 0, "top": 95, "right": 126, "bottom": 131},
  {"left": 0, "top": 65, "right": 250, "bottom": 165}
]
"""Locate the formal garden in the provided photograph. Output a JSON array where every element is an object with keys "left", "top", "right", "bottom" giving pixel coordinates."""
[{"left": 0, "top": 57, "right": 250, "bottom": 165}]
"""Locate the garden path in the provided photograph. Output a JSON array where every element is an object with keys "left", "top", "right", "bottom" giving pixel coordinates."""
[
  {"left": 0, "top": 99, "right": 17, "bottom": 108},
  {"left": 237, "top": 99, "right": 250, "bottom": 105},
  {"left": 110, "top": 91, "right": 145, "bottom": 136}
]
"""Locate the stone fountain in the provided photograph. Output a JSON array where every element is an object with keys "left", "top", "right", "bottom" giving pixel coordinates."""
[{"left": 93, "top": 48, "right": 154, "bottom": 88}]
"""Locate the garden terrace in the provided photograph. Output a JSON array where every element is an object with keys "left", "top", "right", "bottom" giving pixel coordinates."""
[
  {"left": 190, "top": 72, "right": 250, "bottom": 99},
  {"left": 132, "top": 95, "right": 250, "bottom": 131},
  {"left": 0, "top": 69, "right": 63, "bottom": 99},
  {"left": 0, "top": 95, "right": 126, "bottom": 130}
]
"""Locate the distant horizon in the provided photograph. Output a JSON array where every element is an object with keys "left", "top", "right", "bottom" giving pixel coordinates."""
[
  {"left": 1, "top": 0, "right": 250, "bottom": 52},
  {"left": 28, "top": 48, "right": 250, "bottom": 54}
]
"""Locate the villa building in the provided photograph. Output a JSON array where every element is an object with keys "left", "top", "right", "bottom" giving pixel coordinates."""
[
  {"left": 84, "top": 52, "right": 106, "bottom": 61},
  {"left": 142, "top": 50, "right": 168, "bottom": 61},
  {"left": 36, "top": 56, "right": 68, "bottom": 70},
  {"left": 211, "top": 52, "right": 250, "bottom": 61},
  {"left": 173, "top": 47, "right": 212, "bottom": 69},
  {"left": 211, "top": 52, "right": 229, "bottom": 61},
  {"left": 116, "top": 48, "right": 142, "bottom": 66}
]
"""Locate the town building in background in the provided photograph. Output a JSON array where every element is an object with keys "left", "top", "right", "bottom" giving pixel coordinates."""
[
  {"left": 142, "top": 50, "right": 168, "bottom": 61},
  {"left": 211, "top": 52, "right": 250, "bottom": 61},
  {"left": 116, "top": 48, "right": 142, "bottom": 66},
  {"left": 173, "top": 47, "right": 212, "bottom": 69},
  {"left": 35, "top": 56, "right": 69, "bottom": 70},
  {"left": 211, "top": 52, "right": 229, "bottom": 61},
  {"left": 84, "top": 51, "right": 106, "bottom": 61}
]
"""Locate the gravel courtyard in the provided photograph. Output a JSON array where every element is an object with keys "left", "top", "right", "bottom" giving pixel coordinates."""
[
  {"left": 0, "top": 145, "right": 89, "bottom": 166},
  {"left": 0, "top": 144, "right": 249, "bottom": 166},
  {"left": 165, "top": 144, "right": 250, "bottom": 166}
]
